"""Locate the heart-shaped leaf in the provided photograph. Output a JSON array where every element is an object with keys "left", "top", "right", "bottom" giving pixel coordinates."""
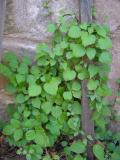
[
  {"left": 97, "top": 37, "right": 112, "bottom": 49},
  {"left": 68, "top": 117, "right": 80, "bottom": 130},
  {"left": 47, "top": 24, "right": 56, "bottom": 33},
  {"left": 41, "top": 102, "right": 53, "bottom": 114},
  {"left": 26, "top": 130, "right": 36, "bottom": 141},
  {"left": 70, "top": 140, "right": 86, "bottom": 153},
  {"left": 78, "top": 69, "right": 88, "bottom": 80},
  {"left": 51, "top": 106, "right": 62, "bottom": 118},
  {"left": 68, "top": 26, "right": 81, "bottom": 38},
  {"left": 86, "top": 48, "right": 96, "bottom": 60},
  {"left": 14, "top": 129, "right": 23, "bottom": 141},
  {"left": 63, "top": 91, "right": 72, "bottom": 100},
  {"left": 99, "top": 51, "right": 112, "bottom": 64},
  {"left": 88, "top": 65, "right": 99, "bottom": 78},
  {"left": 87, "top": 79, "right": 99, "bottom": 90},
  {"left": 81, "top": 32, "right": 96, "bottom": 46},
  {"left": 28, "top": 84, "right": 41, "bottom": 97},
  {"left": 63, "top": 68, "right": 76, "bottom": 81},
  {"left": 70, "top": 43, "right": 85, "bottom": 57},
  {"left": 44, "top": 78, "right": 60, "bottom": 95},
  {"left": 72, "top": 81, "right": 81, "bottom": 91}
]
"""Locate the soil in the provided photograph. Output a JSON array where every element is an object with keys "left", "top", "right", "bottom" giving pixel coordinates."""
[{"left": 0, "top": 132, "right": 25, "bottom": 160}]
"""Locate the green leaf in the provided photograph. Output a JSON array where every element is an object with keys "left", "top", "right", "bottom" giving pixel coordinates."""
[
  {"left": 81, "top": 32, "right": 96, "bottom": 46},
  {"left": 40, "top": 113, "right": 48, "bottom": 123},
  {"left": 41, "top": 102, "right": 53, "bottom": 114},
  {"left": 0, "top": 64, "right": 16, "bottom": 84},
  {"left": 68, "top": 117, "right": 80, "bottom": 130},
  {"left": 80, "top": 23, "right": 88, "bottom": 30},
  {"left": 44, "top": 78, "right": 60, "bottom": 95},
  {"left": 27, "top": 75, "right": 36, "bottom": 84},
  {"left": 51, "top": 106, "right": 62, "bottom": 118},
  {"left": 60, "top": 41, "right": 68, "bottom": 49},
  {"left": 68, "top": 26, "right": 81, "bottom": 38},
  {"left": 111, "top": 153, "right": 120, "bottom": 160},
  {"left": 28, "top": 84, "right": 41, "bottom": 97},
  {"left": 63, "top": 91, "right": 72, "bottom": 100},
  {"left": 78, "top": 69, "right": 88, "bottom": 80},
  {"left": 63, "top": 68, "right": 76, "bottom": 81},
  {"left": 26, "top": 130, "right": 36, "bottom": 141},
  {"left": 70, "top": 140, "right": 86, "bottom": 153},
  {"left": 11, "top": 119, "right": 21, "bottom": 128},
  {"left": 6, "top": 104, "right": 16, "bottom": 118},
  {"left": 60, "top": 62, "right": 67, "bottom": 70},
  {"left": 97, "top": 37, "right": 112, "bottom": 49},
  {"left": 17, "top": 63, "right": 28, "bottom": 75},
  {"left": 31, "top": 66, "right": 40, "bottom": 75},
  {"left": 66, "top": 51, "right": 73, "bottom": 59},
  {"left": 72, "top": 81, "right": 81, "bottom": 91},
  {"left": 96, "top": 26, "right": 107, "bottom": 37},
  {"left": 3, "top": 125, "right": 14, "bottom": 135},
  {"left": 34, "top": 130, "right": 50, "bottom": 147},
  {"left": 47, "top": 24, "right": 56, "bottom": 33},
  {"left": 46, "top": 120, "right": 61, "bottom": 135},
  {"left": 22, "top": 56, "right": 31, "bottom": 65},
  {"left": 99, "top": 52, "right": 112, "bottom": 64},
  {"left": 71, "top": 101, "right": 81, "bottom": 115},
  {"left": 37, "top": 57, "right": 49, "bottom": 66},
  {"left": 93, "top": 144, "right": 105, "bottom": 160},
  {"left": 70, "top": 43, "right": 85, "bottom": 57},
  {"left": 3, "top": 52, "right": 18, "bottom": 69},
  {"left": 60, "top": 23, "right": 69, "bottom": 33},
  {"left": 87, "top": 79, "right": 99, "bottom": 90},
  {"left": 36, "top": 43, "right": 50, "bottom": 59},
  {"left": 86, "top": 48, "right": 96, "bottom": 60},
  {"left": 16, "top": 74, "right": 25, "bottom": 84},
  {"left": 23, "top": 110, "right": 31, "bottom": 118},
  {"left": 88, "top": 65, "right": 99, "bottom": 78},
  {"left": 14, "top": 129, "right": 23, "bottom": 141},
  {"left": 23, "top": 119, "right": 36, "bottom": 128},
  {"left": 15, "top": 94, "right": 25, "bottom": 103},
  {"left": 5, "top": 83, "right": 16, "bottom": 94},
  {"left": 43, "top": 155, "right": 52, "bottom": 160},
  {"left": 74, "top": 155, "right": 84, "bottom": 160},
  {"left": 32, "top": 98, "right": 41, "bottom": 109},
  {"left": 75, "top": 64, "right": 82, "bottom": 72},
  {"left": 96, "top": 85, "right": 112, "bottom": 96},
  {"left": 72, "top": 91, "right": 81, "bottom": 99},
  {"left": 53, "top": 44, "right": 63, "bottom": 56}
]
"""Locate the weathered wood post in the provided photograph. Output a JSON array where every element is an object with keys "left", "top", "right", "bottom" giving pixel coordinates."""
[
  {"left": 0, "top": 0, "right": 6, "bottom": 57},
  {"left": 79, "top": 0, "right": 94, "bottom": 159}
]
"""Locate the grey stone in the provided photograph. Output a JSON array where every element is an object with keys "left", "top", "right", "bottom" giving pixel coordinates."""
[{"left": 3, "top": 0, "right": 79, "bottom": 56}]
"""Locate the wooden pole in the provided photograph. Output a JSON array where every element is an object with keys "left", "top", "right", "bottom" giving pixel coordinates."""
[
  {"left": 79, "top": 0, "right": 92, "bottom": 22},
  {"left": 0, "top": 0, "right": 6, "bottom": 57},
  {"left": 79, "top": 0, "right": 94, "bottom": 159}
]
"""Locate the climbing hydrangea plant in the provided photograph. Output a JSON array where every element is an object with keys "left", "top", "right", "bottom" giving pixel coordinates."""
[{"left": 0, "top": 14, "right": 118, "bottom": 160}]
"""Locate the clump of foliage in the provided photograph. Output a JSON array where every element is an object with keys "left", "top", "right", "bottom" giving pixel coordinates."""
[{"left": 0, "top": 14, "right": 119, "bottom": 160}]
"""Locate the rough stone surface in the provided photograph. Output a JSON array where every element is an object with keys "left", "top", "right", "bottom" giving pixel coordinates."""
[
  {"left": 95, "top": 0, "right": 120, "bottom": 131},
  {"left": 95, "top": 0, "right": 120, "bottom": 103},
  {"left": 3, "top": 0, "right": 79, "bottom": 55}
]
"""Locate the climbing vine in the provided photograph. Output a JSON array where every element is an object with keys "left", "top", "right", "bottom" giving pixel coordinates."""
[{"left": 0, "top": 14, "right": 119, "bottom": 160}]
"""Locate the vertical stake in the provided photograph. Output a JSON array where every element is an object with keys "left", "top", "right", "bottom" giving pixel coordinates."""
[
  {"left": 79, "top": 0, "right": 94, "bottom": 159},
  {"left": 0, "top": 0, "right": 6, "bottom": 58}
]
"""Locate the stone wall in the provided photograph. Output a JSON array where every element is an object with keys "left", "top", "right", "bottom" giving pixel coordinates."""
[
  {"left": 3, "top": 0, "right": 79, "bottom": 56},
  {"left": 95, "top": 0, "right": 120, "bottom": 123},
  {"left": 0, "top": 0, "right": 120, "bottom": 123}
]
